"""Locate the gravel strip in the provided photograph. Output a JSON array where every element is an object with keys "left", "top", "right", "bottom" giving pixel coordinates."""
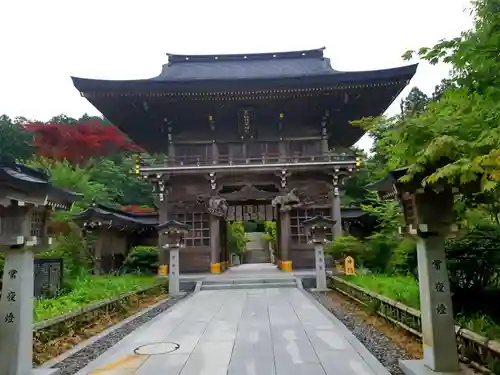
[
  {"left": 311, "top": 291, "right": 411, "bottom": 375},
  {"left": 52, "top": 293, "right": 188, "bottom": 375}
]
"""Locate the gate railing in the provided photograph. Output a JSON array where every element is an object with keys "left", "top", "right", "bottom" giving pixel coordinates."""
[{"left": 140, "top": 152, "right": 355, "bottom": 168}]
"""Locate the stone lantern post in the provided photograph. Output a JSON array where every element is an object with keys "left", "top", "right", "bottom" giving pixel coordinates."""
[
  {"left": 303, "top": 215, "right": 336, "bottom": 291},
  {"left": 369, "top": 167, "right": 476, "bottom": 375},
  {"left": 0, "top": 164, "right": 80, "bottom": 375},
  {"left": 157, "top": 220, "right": 191, "bottom": 295}
]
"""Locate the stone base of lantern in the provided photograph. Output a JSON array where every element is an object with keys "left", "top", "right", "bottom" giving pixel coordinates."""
[
  {"left": 309, "top": 288, "right": 331, "bottom": 293},
  {"left": 28, "top": 368, "right": 61, "bottom": 375},
  {"left": 400, "top": 360, "right": 463, "bottom": 375}
]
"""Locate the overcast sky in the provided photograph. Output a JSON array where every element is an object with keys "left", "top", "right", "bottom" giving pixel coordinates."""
[{"left": 0, "top": 0, "right": 473, "bottom": 150}]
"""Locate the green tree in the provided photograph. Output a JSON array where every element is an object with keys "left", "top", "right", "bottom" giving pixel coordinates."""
[
  {"left": 393, "top": 0, "right": 500, "bottom": 190},
  {"left": 88, "top": 155, "right": 154, "bottom": 208},
  {"left": 26, "top": 157, "right": 109, "bottom": 212},
  {"left": 400, "top": 87, "right": 430, "bottom": 118},
  {"left": 0, "top": 115, "right": 34, "bottom": 163},
  {"left": 47, "top": 114, "right": 78, "bottom": 125}
]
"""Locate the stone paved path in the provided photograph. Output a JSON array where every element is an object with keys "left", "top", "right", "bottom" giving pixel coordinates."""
[{"left": 76, "top": 287, "right": 389, "bottom": 375}]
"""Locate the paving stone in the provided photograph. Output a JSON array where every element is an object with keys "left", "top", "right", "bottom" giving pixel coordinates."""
[{"left": 72, "top": 286, "right": 389, "bottom": 375}]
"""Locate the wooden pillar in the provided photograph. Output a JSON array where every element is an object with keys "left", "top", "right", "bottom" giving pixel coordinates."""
[
  {"left": 275, "top": 209, "right": 281, "bottom": 264},
  {"left": 93, "top": 234, "right": 104, "bottom": 275},
  {"left": 218, "top": 218, "right": 225, "bottom": 271},
  {"left": 158, "top": 193, "right": 169, "bottom": 275},
  {"left": 167, "top": 120, "right": 175, "bottom": 166},
  {"left": 209, "top": 115, "right": 218, "bottom": 163},
  {"left": 279, "top": 209, "right": 292, "bottom": 272},
  {"left": 210, "top": 215, "right": 221, "bottom": 273},
  {"left": 321, "top": 111, "right": 329, "bottom": 156},
  {"left": 220, "top": 218, "right": 229, "bottom": 270},
  {"left": 331, "top": 173, "right": 343, "bottom": 239},
  {"left": 212, "top": 142, "right": 218, "bottom": 163},
  {"left": 278, "top": 142, "right": 286, "bottom": 163}
]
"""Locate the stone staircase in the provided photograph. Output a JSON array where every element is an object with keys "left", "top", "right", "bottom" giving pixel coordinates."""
[
  {"left": 244, "top": 232, "right": 270, "bottom": 263},
  {"left": 200, "top": 277, "right": 297, "bottom": 291}
]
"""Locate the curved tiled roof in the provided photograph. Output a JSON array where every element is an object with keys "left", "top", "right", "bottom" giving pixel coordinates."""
[
  {"left": 155, "top": 48, "right": 339, "bottom": 81},
  {"left": 73, "top": 203, "right": 158, "bottom": 230},
  {"left": 0, "top": 163, "right": 81, "bottom": 207},
  {"left": 71, "top": 47, "right": 418, "bottom": 91}
]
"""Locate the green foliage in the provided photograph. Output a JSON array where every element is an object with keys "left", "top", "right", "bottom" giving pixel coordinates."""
[
  {"left": 446, "top": 225, "right": 500, "bottom": 293},
  {"left": 342, "top": 2, "right": 500, "bottom": 341},
  {"left": 326, "top": 236, "right": 368, "bottom": 260},
  {"left": 26, "top": 157, "right": 108, "bottom": 210},
  {"left": 88, "top": 156, "right": 154, "bottom": 207},
  {"left": 25, "top": 155, "right": 153, "bottom": 220},
  {"left": 361, "top": 191, "right": 402, "bottom": 234},
  {"left": 34, "top": 275, "right": 160, "bottom": 322},
  {"left": 122, "top": 246, "right": 159, "bottom": 275},
  {"left": 0, "top": 115, "right": 34, "bottom": 163},
  {"left": 362, "top": 233, "right": 401, "bottom": 273},
  {"left": 262, "top": 221, "right": 277, "bottom": 248},
  {"left": 344, "top": 274, "right": 420, "bottom": 309},
  {"left": 38, "top": 227, "right": 93, "bottom": 280},
  {"left": 455, "top": 313, "right": 500, "bottom": 340},
  {"left": 357, "top": 0, "right": 500, "bottom": 194},
  {"left": 388, "top": 238, "right": 418, "bottom": 276},
  {"left": 227, "top": 221, "right": 247, "bottom": 255}
]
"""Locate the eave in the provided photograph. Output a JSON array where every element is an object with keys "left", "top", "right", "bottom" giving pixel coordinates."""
[
  {"left": 73, "top": 204, "right": 158, "bottom": 230},
  {"left": 72, "top": 64, "right": 418, "bottom": 96},
  {"left": 0, "top": 164, "right": 80, "bottom": 209}
]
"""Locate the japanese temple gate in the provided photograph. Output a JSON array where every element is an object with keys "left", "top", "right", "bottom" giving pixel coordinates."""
[{"left": 71, "top": 47, "right": 417, "bottom": 273}]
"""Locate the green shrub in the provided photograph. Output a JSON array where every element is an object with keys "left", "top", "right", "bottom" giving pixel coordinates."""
[
  {"left": 262, "top": 221, "right": 277, "bottom": 248},
  {"left": 227, "top": 221, "right": 247, "bottom": 255},
  {"left": 445, "top": 224, "right": 500, "bottom": 293},
  {"left": 325, "top": 235, "right": 369, "bottom": 262},
  {"left": 388, "top": 237, "right": 417, "bottom": 276},
  {"left": 364, "top": 233, "right": 400, "bottom": 273},
  {"left": 122, "top": 246, "right": 159, "bottom": 274},
  {"left": 38, "top": 228, "right": 92, "bottom": 282}
]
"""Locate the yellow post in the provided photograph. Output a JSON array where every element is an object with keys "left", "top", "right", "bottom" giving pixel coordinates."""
[
  {"left": 344, "top": 256, "right": 355, "bottom": 275},
  {"left": 281, "top": 260, "right": 293, "bottom": 272},
  {"left": 210, "top": 263, "right": 221, "bottom": 274},
  {"left": 158, "top": 265, "right": 168, "bottom": 276}
]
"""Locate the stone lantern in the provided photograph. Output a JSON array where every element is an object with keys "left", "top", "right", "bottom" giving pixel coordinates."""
[
  {"left": 0, "top": 164, "right": 80, "bottom": 375},
  {"left": 369, "top": 166, "right": 477, "bottom": 375},
  {"left": 303, "top": 215, "right": 336, "bottom": 291},
  {"left": 157, "top": 220, "right": 191, "bottom": 295}
]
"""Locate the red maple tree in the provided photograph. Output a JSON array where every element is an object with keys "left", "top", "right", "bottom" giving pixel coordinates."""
[{"left": 25, "top": 121, "right": 142, "bottom": 166}]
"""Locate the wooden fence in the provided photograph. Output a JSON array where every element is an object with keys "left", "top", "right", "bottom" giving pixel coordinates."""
[{"left": 329, "top": 276, "right": 500, "bottom": 374}]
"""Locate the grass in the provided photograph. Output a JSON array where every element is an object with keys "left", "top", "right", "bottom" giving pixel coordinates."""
[
  {"left": 34, "top": 275, "right": 161, "bottom": 322},
  {"left": 342, "top": 274, "right": 500, "bottom": 339},
  {"left": 344, "top": 274, "right": 420, "bottom": 309}
]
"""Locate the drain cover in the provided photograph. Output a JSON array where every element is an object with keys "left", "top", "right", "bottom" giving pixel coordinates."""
[{"left": 134, "top": 342, "right": 180, "bottom": 355}]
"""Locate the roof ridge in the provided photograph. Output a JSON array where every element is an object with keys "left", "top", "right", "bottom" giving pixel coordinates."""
[{"left": 166, "top": 47, "right": 326, "bottom": 64}]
